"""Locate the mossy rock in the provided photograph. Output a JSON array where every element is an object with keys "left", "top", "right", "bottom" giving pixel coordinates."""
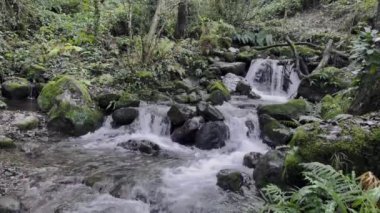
[
  {"left": 1, "top": 77, "right": 31, "bottom": 100},
  {"left": 259, "top": 114, "right": 293, "bottom": 147},
  {"left": 258, "top": 99, "right": 311, "bottom": 121},
  {"left": 236, "top": 50, "right": 258, "bottom": 63},
  {"left": 0, "top": 136, "right": 16, "bottom": 149},
  {"left": 287, "top": 121, "right": 380, "bottom": 179},
  {"left": 207, "top": 81, "right": 230, "bottom": 98},
  {"left": 320, "top": 90, "right": 353, "bottom": 120},
  {"left": 14, "top": 116, "right": 39, "bottom": 131},
  {"left": 298, "top": 67, "right": 353, "bottom": 102},
  {"left": 37, "top": 76, "right": 92, "bottom": 112},
  {"left": 38, "top": 76, "right": 103, "bottom": 136},
  {"left": 26, "top": 64, "right": 47, "bottom": 82},
  {"left": 114, "top": 91, "right": 140, "bottom": 109}
]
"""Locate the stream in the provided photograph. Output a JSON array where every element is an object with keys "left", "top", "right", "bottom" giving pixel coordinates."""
[{"left": 8, "top": 59, "right": 301, "bottom": 213}]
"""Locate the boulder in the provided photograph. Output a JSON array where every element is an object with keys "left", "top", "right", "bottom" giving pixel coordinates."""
[
  {"left": 207, "top": 81, "right": 231, "bottom": 105},
  {"left": 297, "top": 67, "right": 352, "bottom": 102},
  {"left": 253, "top": 150, "right": 286, "bottom": 188},
  {"left": 167, "top": 105, "right": 195, "bottom": 127},
  {"left": 1, "top": 77, "right": 31, "bottom": 100},
  {"left": 38, "top": 76, "right": 103, "bottom": 136},
  {"left": 248, "top": 91, "right": 261, "bottom": 99},
  {"left": 258, "top": 99, "right": 311, "bottom": 121},
  {"left": 212, "top": 62, "right": 247, "bottom": 76},
  {"left": 118, "top": 139, "right": 160, "bottom": 155},
  {"left": 96, "top": 93, "right": 121, "bottom": 112},
  {"left": 14, "top": 116, "right": 39, "bottom": 131},
  {"left": 245, "top": 120, "right": 255, "bottom": 137},
  {"left": 222, "top": 73, "right": 244, "bottom": 92},
  {"left": 208, "top": 90, "right": 228, "bottom": 105},
  {"left": 114, "top": 91, "right": 140, "bottom": 109},
  {"left": 235, "top": 81, "right": 251, "bottom": 96},
  {"left": 216, "top": 169, "right": 250, "bottom": 193},
  {"left": 0, "top": 136, "right": 16, "bottom": 149},
  {"left": 0, "top": 100, "right": 7, "bottom": 110},
  {"left": 112, "top": 108, "right": 138, "bottom": 126},
  {"left": 349, "top": 69, "right": 380, "bottom": 115},
  {"left": 196, "top": 102, "right": 224, "bottom": 122},
  {"left": 259, "top": 114, "right": 293, "bottom": 147},
  {"left": 194, "top": 121, "right": 229, "bottom": 150},
  {"left": 0, "top": 196, "right": 21, "bottom": 213},
  {"left": 243, "top": 152, "right": 263, "bottom": 168},
  {"left": 171, "top": 117, "right": 203, "bottom": 145}
]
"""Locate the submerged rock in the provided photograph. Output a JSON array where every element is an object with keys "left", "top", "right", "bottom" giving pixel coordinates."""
[
  {"left": 217, "top": 169, "right": 250, "bottom": 193},
  {"left": 0, "top": 136, "right": 16, "bottom": 149},
  {"left": 259, "top": 114, "right": 293, "bottom": 147},
  {"left": 1, "top": 77, "right": 31, "bottom": 100},
  {"left": 14, "top": 116, "right": 39, "bottom": 131},
  {"left": 196, "top": 102, "right": 224, "bottom": 122},
  {"left": 243, "top": 152, "right": 263, "bottom": 169},
  {"left": 0, "top": 100, "right": 7, "bottom": 110},
  {"left": 235, "top": 81, "right": 251, "bottom": 96},
  {"left": 253, "top": 150, "right": 286, "bottom": 188},
  {"left": 112, "top": 108, "right": 138, "bottom": 127},
  {"left": 195, "top": 121, "right": 229, "bottom": 150},
  {"left": 0, "top": 196, "right": 21, "bottom": 213},
  {"left": 118, "top": 139, "right": 160, "bottom": 155},
  {"left": 171, "top": 117, "right": 203, "bottom": 145},
  {"left": 38, "top": 76, "right": 103, "bottom": 136},
  {"left": 167, "top": 105, "right": 195, "bottom": 128}
]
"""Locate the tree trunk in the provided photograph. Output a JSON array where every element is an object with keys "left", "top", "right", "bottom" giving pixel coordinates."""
[
  {"left": 175, "top": 0, "right": 188, "bottom": 39},
  {"left": 142, "top": 0, "right": 163, "bottom": 63},
  {"left": 375, "top": 0, "right": 380, "bottom": 30}
]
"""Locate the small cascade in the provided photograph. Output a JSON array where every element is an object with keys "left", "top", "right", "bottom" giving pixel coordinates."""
[{"left": 245, "top": 59, "right": 301, "bottom": 101}]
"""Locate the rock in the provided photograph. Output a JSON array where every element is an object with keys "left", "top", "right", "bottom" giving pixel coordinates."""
[
  {"left": 216, "top": 169, "right": 249, "bottom": 192},
  {"left": 174, "top": 93, "right": 190, "bottom": 104},
  {"left": 212, "top": 62, "right": 247, "bottom": 76},
  {"left": 235, "top": 81, "right": 252, "bottom": 96},
  {"left": 114, "top": 91, "right": 140, "bottom": 109},
  {"left": 248, "top": 91, "right": 261, "bottom": 99},
  {"left": 171, "top": 117, "right": 203, "bottom": 145},
  {"left": 349, "top": 69, "right": 380, "bottom": 115},
  {"left": 167, "top": 105, "right": 195, "bottom": 127},
  {"left": 112, "top": 108, "right": 138, "bottom": 127},
  {"left": 196, "top": 102, "right": 224, "bottom": 121},
  {"left": 188, "top": 91, "right": 202, "bottom": 104},
  {"left": 299, "top": 116, "right": 322, "bottom": 124},
  {"left": 236, "top": 50, "right": 258, "bottom": 63},
  {"left": 259, "top": 114, "right": 293, "bottom": 147},
  {"left": 253, "top": 150, "right": 286, "bottom": 188},
  {"left": 0, "top": 196, "right": 21, "bottom": 213},
  {"left": 297, "top": 67, "right": 353, "bottom": 102},
  {"left": 38, "top": 76, "right": 103, "bottom": 136},
  {"left": 118, "top": 139, "right": 160, "bottom": 155},
  {"left": 208, "top": 90, "right": 228, "bottom": 105},
  {"left": 0, "top": 100, "right": 7, "bottom": 110},
  {"left": 174, "top": 80, "right": 195, "bottom": 93},
  {"left": 14, "top": 116, "right": 39, "bottom": 131},
  {"left": 0, "top": 136, "right": 16, "bottom": 149},
  {"left": 222, "top": 73, "right": 244, "bottom": 92},
  {"left": 245, "top": 120, "right": 255, "bottom": 137},
  {"left": 1, "top": 77, "right": 31, "bottom": 100},
  {"left": 243, "top": 152, "right": 263, "bottom": 168},
  {"left": 96, "top": 93, "right": 121, "bottom": 112},
  {"left": 194, "top": 121, "right": 229, "bottom": 150},
  {"left": 258, "top": 99, "right": 311, "bottom": 121}
]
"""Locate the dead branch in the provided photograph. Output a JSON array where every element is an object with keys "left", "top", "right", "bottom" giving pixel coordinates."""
[{"left": 314, "top": 39, "right": 333, "bottom": 74}]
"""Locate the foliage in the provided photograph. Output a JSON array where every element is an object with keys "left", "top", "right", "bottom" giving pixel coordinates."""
[
  {"left": 233, "top": 30, "right": 273, "bottom": 46},
  {"left": 261, "top": 162, "right": 380, "bottom": 213},
  {"left": 351, "top": 27, "right": 380, "bottom": 74}
]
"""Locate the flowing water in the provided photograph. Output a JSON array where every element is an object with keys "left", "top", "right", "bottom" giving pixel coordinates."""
[{"left": 14, "top": 59, "right": 301, "bottom": 213}]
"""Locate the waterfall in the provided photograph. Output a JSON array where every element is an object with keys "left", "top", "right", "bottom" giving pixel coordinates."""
[{"left": 245, "top": 59, "right": 301, "bottom": 101}]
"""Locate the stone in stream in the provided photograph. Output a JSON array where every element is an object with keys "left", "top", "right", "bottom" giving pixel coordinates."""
[
  {"left": 0, "top": 136, "right": 16, "bottom": 149},
  {"left": 1, "top": 77, "right": 31, "bottom": 100},
  {"left": 212, "top": 61, "right": 247, "bottom": 76},
  {"left": 118, "top": 139, "right": 160, "bottom": 155},
  {"left": 253, "top": 150, "right": 286, "bottom": 188},
  {"left": 112, "top": 107, "right": 139, "bottom": 127},
  {"left": 38, "top": 76, "right": 104, "bottom": 136},
  {"left": 167, "top": 105, "right": 195, "bottom": 128},
  {"left": 14, "top": 116, "right": 39, "bottom": 131},
  {"left": 243, "top": 152, "right": 263, "bottom": 169},
  {"left": 194, "top": 121, "right": 229, "bottom": 150},
  {"left": 248, "top": 91, "right": 261, "bottom": 99},
  {"left": 95, "top": 92, "right": 121, "bottom": 112},
  {"left": 196, "top": 102, "right": 224, "bottom": 122},
  {"left": 171, "top": 117, "right": 204, "bottom": 145},
  {"left": 235, "top": 81, "right": 252, "bottom": 96},
  {"left": 258, "top": 99, "right": 311, "bottom": 121},
  {"left": 207, "top": 90, "right": 229, "bottom": 105},
  {"left": 258, "top": 114, "right": 293, "bottom": 147},
  {"left": 0, "top": 196, "right": 21, "bottom": 213},
  {"left": 216, "top": 169, "right": 251, "bottom": 193},
  {"left": 206, "top": 81, "right": 231, "bottom": 105}
]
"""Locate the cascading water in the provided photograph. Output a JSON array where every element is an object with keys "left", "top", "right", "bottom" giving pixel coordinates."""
[{"left": 245, "top": 59, "right": 301, "bottom": 102}]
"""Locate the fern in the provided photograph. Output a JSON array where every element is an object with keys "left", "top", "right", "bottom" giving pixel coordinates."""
[{"left": 261, "top": 162, "right": 380, "bottom": 213}]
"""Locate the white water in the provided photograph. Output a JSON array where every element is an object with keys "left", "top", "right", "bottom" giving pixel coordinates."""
[{"left": 245, "top": 59, "right": 301, "bottom": 102}]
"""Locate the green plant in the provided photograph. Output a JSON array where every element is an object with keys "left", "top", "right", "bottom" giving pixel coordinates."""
[
  {"left": 261, "top": 162, "right": 380, "bottom": 213},
  {"left": 233, "top": 31, "right": 273, "bottom": 46}
]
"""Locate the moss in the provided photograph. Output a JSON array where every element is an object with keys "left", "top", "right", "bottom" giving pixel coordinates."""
[
  {"left": 321, "top": 91, "right": 353, "bottom": 120},
  {"left": 15, "top": 116, "right": 39, "bottom": 131},
  {"left": 207, "top": 81, "right": 230, "bottom": 97},
  {"left": 6, "top": 78, "right": 30, "bottom": 90},
  {"left": 0, "top": 100, "right": 7, "bottom": 109},
  {"left": 136, "top": 71, "right": 154, "bottom": 79},
  {"left": 26, "top": 64, "right": 46, "bottom": 81},
  {"left": 115, "top": 91, "right": 140, "bottom": 109},
  {"left": 259, "top": 99, "right": 311, "bottom": 120},
  {"left": 236, "top": 50, "right": 258, "bottom": 62},
  {"left": 0, "top": 136, "right": 16, "bottom": 149},
  {"left": 37, "top": 76, "right": 92, "bottom": 112}
]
